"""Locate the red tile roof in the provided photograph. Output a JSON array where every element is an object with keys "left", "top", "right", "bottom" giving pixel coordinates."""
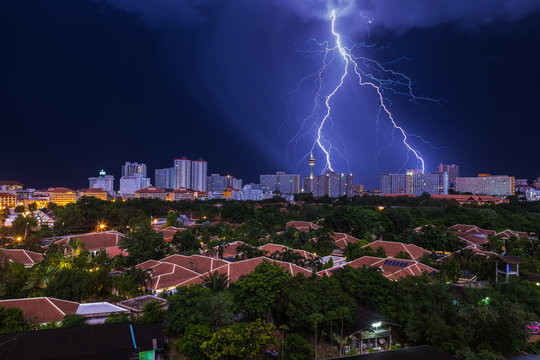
[
  {"left": 0, "top": 180, "right": 23, "bottom": 186},
  {"left": 0, "top": 248, "right": 43, "bottom": 266},
  {"left": 285, "top": 221, "right": 320, "bottom": 232},
  {"left": 47, "top": 187, "right": 75, "bottom": 193},
  {"left": 135, "top": 260, "right": 201, "bottom": 292},
  {"left": 332, "top": 233, "right": 360, "bottom": 249},
  {"left": 210, "top": 257, "right": 313, "bottom": 283},
  {"left": 207, "top": 241, "right": 247, "bottom": 259},
  {"left": 157, "top": 226, "right": 186, "bottom": 241},
  {"left": 0, "top": 297, "right": 79, "bottom": 323},
  {"left": 258, "top": 244, "right": 316, "bottom": 259},
  {"left": 362, "top": 240, "right": 430, "bottom": 260},
  {"left": 495, "top": 229, "right": 533, "bottom": 239},
  {"left": 450, "top": 231, "right": 489, "bottom": 246},
  {"left": 160, "top": 254, "right": 228, "bottom": 274},
  {"left": 317, "top": 256, "right": 437, "bottom": 280},
  {"left": 449, "top": 224, "right": 496, "bottom": 236},
  {"left": 135, "top": 186, "right": 166, "bottom": 194},
  {"left": 0, "top": 192, "right": 17, "bottom": 198},
  {"left": 53, "top": 231, "right": 124, "bottom": 254}
]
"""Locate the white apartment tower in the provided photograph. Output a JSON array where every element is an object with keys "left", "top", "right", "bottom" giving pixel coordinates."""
[
  {"left": 191, "top": 159, "right": 208, "bottom": 192},
  {"left": 174, "top": 157, "right": 191, "bottom": 190}
]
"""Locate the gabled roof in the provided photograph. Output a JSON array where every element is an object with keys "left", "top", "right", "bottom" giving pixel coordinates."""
[
  {"left": 135, "top": 186, "right": 166, "bottom": 194},
  {"left": 258, "top": 244, "right": 316, "bottom": 260},
  {"left": 136, "top": 260, "right": 201, "bottom": 291},
  {"left": 332, "top": 233, "right": 360, "bottom": 249},
  {"left": 436, "top": 246, "right": 498, "bottom": 262},
  {"left": 160, "top": 254, "right": 228, "bottom": 274},
  {"left": 450, "top": 230, "right": 488, "bottom": 247},
  {"left": 207, "top": 241, "right": 247, "bottom": 259},
  {"left": 347, "top": 256, "right": 438, "bottom": 280},
  {"left": 449, "top": 224, "right": 496, "bottom": 236},
  {"left": 53, "top": 231, "right": 124, "bottom": 254},
  {"left": 0, "top": 297, "right": 79, "bottom": 323},
  {"left": 362, "top": 240, "right": 430, "bottom": 260},
  {"left": 0, "top": 248, "right": 43, "bottom": 266},
  {"left": 47, "top": 187, "right": 75, "bottom": 193},
  {"left": 0, "top": 192, "right": 17, "bottom": 198},
  {"left": 495, "top": 229, "right": 533, "bottom": 239},
  {"left": 158, "top": 226, "right": 186, "bottom": 241},
  {"left": 285, "top": 221, "right": 320, "bottom": 232},
  {"left": 209, "top": 257, "right": 313, "bottom": 283}
]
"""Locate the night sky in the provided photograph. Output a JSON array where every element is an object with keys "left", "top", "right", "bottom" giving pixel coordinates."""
[{"left": 2, "top": 0, "right": 540, "bottom": 189}]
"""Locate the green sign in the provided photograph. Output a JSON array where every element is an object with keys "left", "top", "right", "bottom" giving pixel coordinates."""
[{"left": 139, "top": 350, "right": 155, "bottom": 360}]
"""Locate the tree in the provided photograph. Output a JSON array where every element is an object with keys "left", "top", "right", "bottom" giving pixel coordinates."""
[
  {"left": 0, "top": 262, "right": 30, "bottom": 299},
  {"left": 395, "top": 250, "right": 412, "bottom": 260},
  {"left": 45, "top": 269, "right": 95, "bottom": 301},
  {"left": 234, "top": 260, "right": 291, "bottom": 319},
  {"left": 172, "top": 230, "right": 200, "bottom": 253},
  {"left": 119, "top": 225, "right": 171, "bottom": 265},
  {"left": 138, "top": 300, "right": 165, "bottom": 324},
  {"left": 309, "top": 313, "right": 324, "bottom": 360},
  {"left": 176, "top": 324, "right": 212, "bottom": 360},
  {"left": 202, "top": 271, "right": 229, "bottom": 292},
  {"left": 166, "top": 285, "right": 212, "bottom": 333},
  {"left": 27, "top": 202, "right": 37, "bottom": 212},
  {"left": 165, "top": 211, "right": 179, "bottom": 227},
  {"left": 112, "top": 267, "right": 151, "bottom": 298},
  {"left": 202, "top": 319, "right": 277, "bottom": 360},
  {"left": 61, "top": 314, "right": 86, "bottom": 328},
  {"left": 283, "top": 333, "right": 313, "bottom": 360},
  {"left": 207, "top": 293, "right": 233, "bottom": 331},
  {"left": 0, "top": 307, "right": 30, "bottom": 334},
  {"left": 14, "top": 205, "right": 25, "bottom": 213},
  {"left": 105, "top": 312, "right": 130, "bottom": 324}
]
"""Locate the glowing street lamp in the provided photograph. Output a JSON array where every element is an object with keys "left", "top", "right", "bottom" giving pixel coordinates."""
[{"left": 16, "top": 236, "right": 22, "bottom": 242}]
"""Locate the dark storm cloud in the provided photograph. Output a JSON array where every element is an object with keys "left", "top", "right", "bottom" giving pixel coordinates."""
[
  {"left": 92, "top": 0, "right": 208, "bottom": 26},
  {"left": 94, "top": 0, "right": 540, "bottom": 32}
]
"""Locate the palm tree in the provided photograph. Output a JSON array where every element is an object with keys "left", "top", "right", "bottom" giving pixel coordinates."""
[
  {"left": 310, "top": 313, "right": 324, "bottom": 360},
  {"left": 67, "top": 237, "right": 84, "bottom": 262},
  {"left": 202, "top": 271, "right": 230, "bottom": 292},
  {"left": 279, "top": 324, "right": 289, "bottom": 360}
]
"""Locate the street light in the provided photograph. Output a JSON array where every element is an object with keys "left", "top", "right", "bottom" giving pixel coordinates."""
[{"left": 16, "top": 237, "right": 22, "bottom": 242}]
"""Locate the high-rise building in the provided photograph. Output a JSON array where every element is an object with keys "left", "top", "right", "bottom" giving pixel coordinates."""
[
  {"left": 174, "top": 157, "right": 191, "bottom": 190},
  {"left": 191, "top": 159, "right": 208, "bottom": 192},
  {"left": 408, "top": 171, "right": 448, "bottom": 196},
  {"left": 119, "top": 174, "right": 151, "bottom": 197},
  {"left": 455, "top": 175, "right": 514, "bottom": 196},
  {"left": 260, "top": 172, "right": 300, "bottom": 194},
  {"left": 438, "top": 163, "right": 459, "bottom": 189},
  {"left": 380, "top": 174, "right": 408, "bottom": 195},
  {"left": 310, "top": 171, "right": 354, "bottom": 197},
  {"left": 381, "top": 170, "right": 448, "bottom": 196},
  {"left": 515, "top": 179, "right": 529, "bottom": 193},
  {"left": 155, "top": 167, "right": 175, "bottom": 189},
  {"left": 121, "top": 162, "right": 147, "bottom": 178},
  {"left": 207, "top": 174, "right": 243, "bottom": 192},
  {"left": 88, "top": 170, "right": 115, "bottom": 196}
]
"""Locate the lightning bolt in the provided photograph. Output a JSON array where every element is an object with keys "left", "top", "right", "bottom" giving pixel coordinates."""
[{"left": 312, "top": 10, "right": 428, "bottom": 173}]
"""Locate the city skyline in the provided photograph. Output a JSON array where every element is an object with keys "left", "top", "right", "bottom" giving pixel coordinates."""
[{"left": 3, "top": 1, "right": 540, "bottom": 189}]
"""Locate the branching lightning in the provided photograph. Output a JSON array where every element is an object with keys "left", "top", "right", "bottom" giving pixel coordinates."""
[{"left": 290, "top": 10, "right": 444, "bottom": 175}]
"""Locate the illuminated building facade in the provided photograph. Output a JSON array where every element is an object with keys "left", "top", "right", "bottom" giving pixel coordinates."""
[
  {"left": 455, "top": 175, "right": 515, "bottom": 196},
  {"left": 438, "top": 163, "right": 459, "bottom": 189},
  {"left": 134, "top": 186, "right": 167, "bottom": 200},
  {"left": 260, "top": 172, "right": 300, "bottom": 194},
  {"left": 208, "top": 174, "right": 242, "bottom": 191},
  {"left": 0, "top": 192, "right": 17, "bottom": 209},
  {"left": 77, "top": 188, "right": 108, "bottom": 201},
  {"left": 191, "top": 159, "right": 208, "bottom": 192},
  {"left": 88, "top": 170, "right": 115, "bottom": 196},
  {"left": 47, "top": 187, "right": 77, "bottom": 206},
  {"left": 0, "top": 181, "right": 23, "bottom": 193},
  {"left": 174, "top": 157, "right": 191, "bottom": 190},
  {"left": 155, "top": 167, "right": 175, "bottom": 189},
  {"left": 121, "top": 162, "right": 147, "bottom": 178},
  {"left": 381, "top": 170, "right": 448, "bottom": 196}
]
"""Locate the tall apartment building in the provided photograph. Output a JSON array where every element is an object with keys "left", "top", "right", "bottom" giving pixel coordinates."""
[
  {"left": 455, "top": 175, "right": 514, "bottom": 196},
  {"left": 438, "top": 163, "right": 459, "bottom": 189},
  {"left": 260, "top": 172, "right": 300, "bottom": 194},
  {"left": 155, "top": 167, "right": 175, "bottom": 189},
  {"left": 308, "top": 171, "right": 354, "bottom": 197},
  {"left": 88, "top": 170, "right": 115, "bottom": 196},
  {"left": 380, "top": 170, "right": 448, "bottom": 196},
  {"left": 174, "top": 157, "right": 191, "bottom": 190},
  {"left": 208, "top": 174, "right": 242, "bottom": 191},
  {"left": 191, "top": 159, "right": 208, "bottom": 192},
  {"left": 121, "top": 162, "right": 147, "bottom": 178},
  {"left": 119, "top": 174, "right": 150, "bottom": 197}
]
